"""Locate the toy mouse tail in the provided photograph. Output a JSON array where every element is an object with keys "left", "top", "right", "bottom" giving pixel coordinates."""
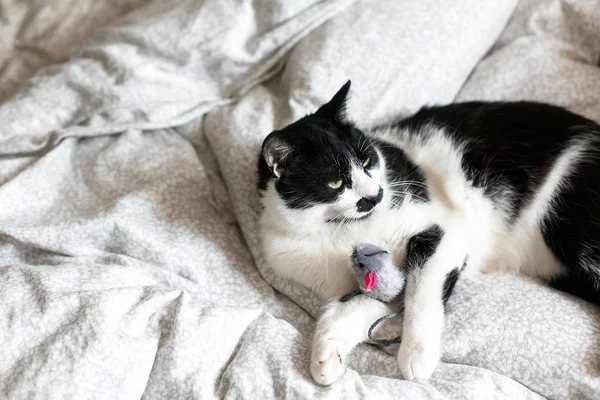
[{"left": 368, "top": 312, "right": 402, "bottom": 346}]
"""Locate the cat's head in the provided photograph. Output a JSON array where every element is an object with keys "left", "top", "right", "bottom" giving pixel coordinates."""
[{"left": 258, "top": 81, "right": 386, "bottom": 226}]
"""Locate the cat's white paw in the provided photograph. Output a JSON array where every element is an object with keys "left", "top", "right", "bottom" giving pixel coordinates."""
[
  {"left": 397, "top": 337, "right": 440, "bottom": 381},
  {"left": 310, "top": 334, "right": 347, "bottom": 386}
]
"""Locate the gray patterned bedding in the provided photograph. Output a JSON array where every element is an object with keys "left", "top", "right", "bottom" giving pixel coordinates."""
[{"left": 1, "top": 0, "right": 600, "bottom": 398}]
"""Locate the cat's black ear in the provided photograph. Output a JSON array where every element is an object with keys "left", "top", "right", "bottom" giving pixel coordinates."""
[
  {"left": 315, "top": 80, "right": 351, "bottom": 125},
  {"left": 262, "top": 131, "right": 294, "bottom": 178}
]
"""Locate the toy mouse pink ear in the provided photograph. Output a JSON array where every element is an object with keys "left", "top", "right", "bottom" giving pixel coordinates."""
[
  {"left": 262, "top": 131, "right": 294, "bottom": 178},
  {"left": 315, "top": 80, "right": 351, "bottom": 125}
]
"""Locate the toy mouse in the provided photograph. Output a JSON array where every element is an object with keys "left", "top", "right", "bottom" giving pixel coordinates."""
[
  {"left": 341, "top": 243, "right": 406, "bottom": 303},
  {"left": 340, "top": 242, "right": 406, "bottom": 346}
]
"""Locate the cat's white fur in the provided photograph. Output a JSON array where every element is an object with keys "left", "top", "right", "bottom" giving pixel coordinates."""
[{"left": 259, "top": 124, "right": 573, "bottom": 385}]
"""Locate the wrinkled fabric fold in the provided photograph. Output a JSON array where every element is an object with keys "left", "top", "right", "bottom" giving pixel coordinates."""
[{"left": 1, "top": 0, "right": 600, "bottom": 398}]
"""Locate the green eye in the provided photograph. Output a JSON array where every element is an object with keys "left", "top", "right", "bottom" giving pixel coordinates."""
[
  {"left": 328, "top": 179, "right": 343, "bottom": 189},
  {"left": 363, "top": 158, "right": 371, "bottom": 168}
]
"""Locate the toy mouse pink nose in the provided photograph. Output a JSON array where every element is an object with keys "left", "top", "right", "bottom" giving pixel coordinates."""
[{"left": 364, "top": 270, "right": 376, "bottom": 290}]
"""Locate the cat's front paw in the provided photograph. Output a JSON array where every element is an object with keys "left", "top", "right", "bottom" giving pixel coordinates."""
[
  {"left": 310, "top": 334, "right": 346, "bottom": 386},
  {"left": 397, "top": 337, "right": 440, "bottom": 381}
]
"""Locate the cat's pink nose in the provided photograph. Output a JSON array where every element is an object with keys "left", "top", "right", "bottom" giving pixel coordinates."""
[{"left": 364, "top": 183, "right": 381, "bottom": 197}]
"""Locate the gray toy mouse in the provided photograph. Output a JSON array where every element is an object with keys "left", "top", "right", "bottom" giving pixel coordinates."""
[
  {"left": 342, "top": 242, "right": 406, "bottom": 303},
  {"left": 344, "top": 243, "right": 406, "bottom": 303},
  {"left": 341, "top": 242, "right": 406, "bottom": 346}
]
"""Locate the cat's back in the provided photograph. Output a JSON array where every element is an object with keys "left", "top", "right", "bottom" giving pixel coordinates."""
[
  {"left": 399, "top": 101, "right": 598, "bottom": 141},
  {"left": 388, "top": 101, "right": 600, "bottom": 218}
]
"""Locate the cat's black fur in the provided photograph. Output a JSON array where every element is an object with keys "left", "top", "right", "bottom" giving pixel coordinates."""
[{"left": 399, "top": 102, "right": 600, "bottom": 222}]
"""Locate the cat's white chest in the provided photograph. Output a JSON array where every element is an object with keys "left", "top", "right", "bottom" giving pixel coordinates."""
[{"left": 335, "top": 201, "right": 441, "bottom": 264}]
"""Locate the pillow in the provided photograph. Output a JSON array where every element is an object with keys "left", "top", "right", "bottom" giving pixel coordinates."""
[
  {"left": 457, "top": 0, "right": 600, "bottom": 123},
  {"left": 279, "top": 0, "right": 518, "bottom": 126}
]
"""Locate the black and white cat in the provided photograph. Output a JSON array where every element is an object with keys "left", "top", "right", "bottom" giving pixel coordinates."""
[{"left": 257, "top": 81, "right": 600, "bottom": 386}]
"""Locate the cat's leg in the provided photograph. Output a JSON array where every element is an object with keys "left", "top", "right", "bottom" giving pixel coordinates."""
[
  {"left": 311, "top": 295, "right": 397, "bottom": 386},
  {"left": 397, "top": 229, "right": 467, "bottom": 380}
]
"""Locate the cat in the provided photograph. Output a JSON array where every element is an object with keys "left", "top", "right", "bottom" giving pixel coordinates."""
[{"left": 257, "top": 80, "right": 600, "bottom": 386}]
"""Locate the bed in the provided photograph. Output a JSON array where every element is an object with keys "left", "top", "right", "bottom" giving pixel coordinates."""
[{"left": 1, "top": 0, "right": 599, "bottom": 398}]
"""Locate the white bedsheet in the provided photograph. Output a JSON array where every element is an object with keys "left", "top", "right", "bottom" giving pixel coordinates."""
[{"left": 1, "top": 1, "right": 599, "bottom": 398}]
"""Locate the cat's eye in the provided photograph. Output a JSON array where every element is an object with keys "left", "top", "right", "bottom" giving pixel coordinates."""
[
  {"left": 363, "top": 158, "right": 371, "bottom": 168},
  {"left": 328, "top": 179, "right": 343, "bottom": 189}
]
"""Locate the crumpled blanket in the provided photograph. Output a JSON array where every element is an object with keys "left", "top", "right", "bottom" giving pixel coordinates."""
[{"left": 1, "top": 0, "right": 600, "bottom": 399}]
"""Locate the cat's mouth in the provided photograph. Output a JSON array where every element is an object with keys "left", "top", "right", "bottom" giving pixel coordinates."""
[
  {"left": 326, "top": 209, "right": 374, "bottom": 224},
  {"left": 325, "top": 187, "right": 384, "bottom": 223}
]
